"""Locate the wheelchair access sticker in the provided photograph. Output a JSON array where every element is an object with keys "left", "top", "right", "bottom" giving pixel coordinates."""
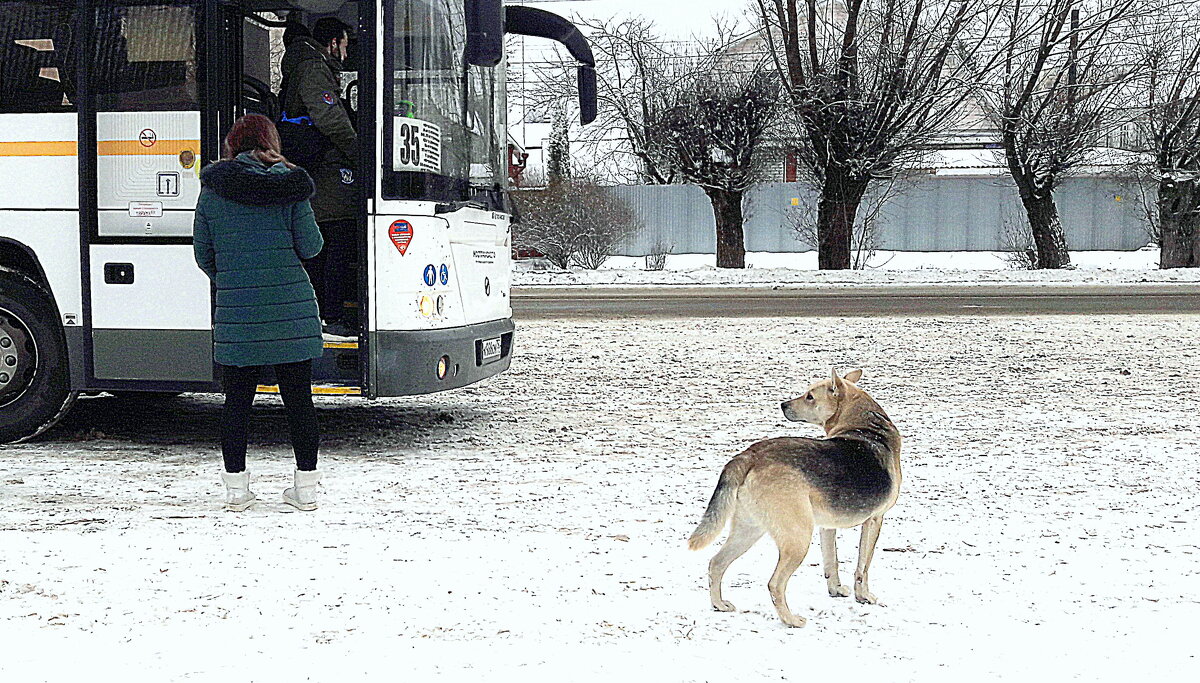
[{"left": 388, "top": 219, "right": 413, "bottom": 255}]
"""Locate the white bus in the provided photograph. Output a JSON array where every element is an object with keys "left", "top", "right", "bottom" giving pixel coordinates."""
[{"left": 0, "top": 0, "right": 596, "bottom": 442}]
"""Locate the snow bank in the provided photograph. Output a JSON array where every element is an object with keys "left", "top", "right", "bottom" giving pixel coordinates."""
[{"left": 514, "top": 247, "right": 1200, "bottom": 287}]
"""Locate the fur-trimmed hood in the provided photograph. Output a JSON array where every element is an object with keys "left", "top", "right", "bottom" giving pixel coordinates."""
[{"left": 200, "top": 152, "right": 315, "bottom": 206}]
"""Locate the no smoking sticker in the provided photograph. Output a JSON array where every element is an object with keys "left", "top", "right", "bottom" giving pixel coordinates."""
[{"left": 389, "top": 220, "right": 413, "bottom": 255}]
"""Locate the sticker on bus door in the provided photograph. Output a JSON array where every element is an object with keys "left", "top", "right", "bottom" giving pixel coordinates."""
[{"left": 389, "top": 220, "right": 413, "bottom": 255}]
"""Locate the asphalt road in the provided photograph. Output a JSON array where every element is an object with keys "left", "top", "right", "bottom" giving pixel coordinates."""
[{"left": 511, "top": 284, "right": 1200, "bottom": 319}]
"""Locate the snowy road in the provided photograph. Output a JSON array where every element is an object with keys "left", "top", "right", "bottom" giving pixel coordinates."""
[
  {"left": 2, "top": 314, "right": 1198, "bottom": 681},
  {"left": 513, "top": 284, "right": 1200, "bottom": 318}
]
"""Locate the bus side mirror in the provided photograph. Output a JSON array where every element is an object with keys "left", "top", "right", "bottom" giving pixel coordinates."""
[
  {"left": 466, "top": 0, "right": 504, "bottom": 67},
  {"left": 578, "top": 65, "right": 597, "bottom": 125}
]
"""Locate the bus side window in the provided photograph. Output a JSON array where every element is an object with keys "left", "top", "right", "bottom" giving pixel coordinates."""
[
  {"left": 93, "top": 4, "right": 197, "bottom": 112},
  {"left": 0, "top": 2, "right": 77, "bottom": 113}
]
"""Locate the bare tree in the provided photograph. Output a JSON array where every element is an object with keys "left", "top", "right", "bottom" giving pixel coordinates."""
[
  {"left": 973, "top": 0, "right": 1146, "bottom": 269},
  {"left": 524, "top": 17, "right": 696, "bottom": 184},
  {"left": 657, "top": 68, "right": 780, "bottom": 268},
  {"left": 788, "top": 173, "right": 906, "bottom": 269},
  {"left": 526, "top": 17, "right": 777, "bottom": 268},
  {"left": 1132, "top": 0, "right": 1200, "bottom": 268},
  {"left": 757, "top": 0, "right": 1003, "bottom": 270}
]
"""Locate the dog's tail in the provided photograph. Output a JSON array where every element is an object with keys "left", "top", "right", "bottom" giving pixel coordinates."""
[{"left": 688, "top": 456, "right": 752, "bottom": 551}]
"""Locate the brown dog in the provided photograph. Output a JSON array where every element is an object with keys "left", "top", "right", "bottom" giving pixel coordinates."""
[{"left": 688, "top": 369, "right": 902, "bottom": 627}]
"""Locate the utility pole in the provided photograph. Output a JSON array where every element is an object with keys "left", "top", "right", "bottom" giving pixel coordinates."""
[{"left": 1068, "top": 6, "right": 1079, "bottom": 111}]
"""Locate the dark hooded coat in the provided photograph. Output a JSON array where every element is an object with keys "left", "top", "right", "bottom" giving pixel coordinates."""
[
  {"left": 280, "top": 35, "right": 358, "bottom": 223},
  {"left": 193, "top": 153, "right": 325, "bottom": 367}
]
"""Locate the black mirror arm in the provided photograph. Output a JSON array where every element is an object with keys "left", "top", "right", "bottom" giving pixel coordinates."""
[
  {"left": 503, "top": 6, "right": 595, "bottom": 67},
  {"left": 505, "top": 6, "right": 597, "bottom": 123}
]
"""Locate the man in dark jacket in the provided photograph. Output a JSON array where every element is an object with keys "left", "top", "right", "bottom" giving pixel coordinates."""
[{"left": 280, "top": 17, "right": 358, "bottom": 337}]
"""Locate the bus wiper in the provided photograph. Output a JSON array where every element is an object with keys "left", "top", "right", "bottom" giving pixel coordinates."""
[{"left": 434, "top": 200, "right": 488, "bottom": 214}]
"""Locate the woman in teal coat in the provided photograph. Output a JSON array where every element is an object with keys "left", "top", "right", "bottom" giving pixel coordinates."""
[{"left": 193, "top": 114, "right": 325, "bottom": 512}]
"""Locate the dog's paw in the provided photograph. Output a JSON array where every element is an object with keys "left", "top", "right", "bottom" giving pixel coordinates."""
[
  {"left": 780, "top": 614, "right": 807, "bottom": 628},
  {"left": 711, "top": 599, "right": 737, "bottom": 612},
  {"left": 855, "top": 590, "right": 878, "bottom": 605},
  {"left": 827, "top": 583, "right": 851, "bottom": 598}
]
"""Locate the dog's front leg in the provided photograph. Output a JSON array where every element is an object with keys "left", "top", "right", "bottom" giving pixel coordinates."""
[
  {"left": 854, "top": 515, "right": 883, "bottom": 605},
  {"left": 820, "top": 528, "right": 850, "bottom": 598}
]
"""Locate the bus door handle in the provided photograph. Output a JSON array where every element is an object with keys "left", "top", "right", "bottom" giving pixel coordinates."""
[{"left": 104, "top": 263, "right": 135, "bottom": 285}]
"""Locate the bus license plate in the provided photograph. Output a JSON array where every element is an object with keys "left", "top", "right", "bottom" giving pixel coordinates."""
[{"left": 481, "top": 337, "right": 502, "bottom": 363}]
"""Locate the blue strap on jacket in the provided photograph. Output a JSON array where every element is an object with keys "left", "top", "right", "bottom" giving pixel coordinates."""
[{"left": 279, "top": 111, "right": 314, "bottom": 126}]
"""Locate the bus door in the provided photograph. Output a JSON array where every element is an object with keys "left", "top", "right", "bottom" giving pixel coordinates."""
[
  {"left": 228, "top": 3, "right": 372, "bottom": 396},
  {"left": 82, "top": 1, "right": 212, "bottom": 386}
]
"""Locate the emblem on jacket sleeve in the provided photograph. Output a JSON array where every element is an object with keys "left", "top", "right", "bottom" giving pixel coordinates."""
[{"left": 321, "top": 91, "right": 336, "bottom": 105}]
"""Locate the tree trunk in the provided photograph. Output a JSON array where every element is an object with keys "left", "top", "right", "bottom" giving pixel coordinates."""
[
  {"left": 1011, "top": 173, "right": 1071, "bottom": 269},
  {"left": 1158, "top": 176, "right": 1200, "bottom": 269},
  {"left": 704, "top": 187, "right": 746, "bottom": 269},
  {"left": 815, "top": 172, "right": 869, "bottom": 270}
]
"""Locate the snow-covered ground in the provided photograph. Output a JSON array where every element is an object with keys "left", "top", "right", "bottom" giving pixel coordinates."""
[
  {"left": 515, "top": 248, "right": 1200, "bottom": 287},
  {"left": 2, "top": 314, "right": 1199, "bottom": 681}
]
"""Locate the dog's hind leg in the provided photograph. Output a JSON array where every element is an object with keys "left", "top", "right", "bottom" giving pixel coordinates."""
[
  {"left": 820, "top": 528, "right": 850, "bottom": 598},
  {"left": 854, "top": 515, "right": 884, "bottom": 605},
  {"left": 766, "top": 521, "right": 814, "bottom": 628},
  {"left": 707, "top": 513, "right": 764, "bottom": 613}
]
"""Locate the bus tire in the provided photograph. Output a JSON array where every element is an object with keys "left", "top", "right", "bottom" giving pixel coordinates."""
[{"left": 0, "top": 270, "right": 76, "bottom": 443}]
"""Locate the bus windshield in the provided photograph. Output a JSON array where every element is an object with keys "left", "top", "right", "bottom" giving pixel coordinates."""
[{"left": 382, "top": 0, "right": 506, "bottom": 205}]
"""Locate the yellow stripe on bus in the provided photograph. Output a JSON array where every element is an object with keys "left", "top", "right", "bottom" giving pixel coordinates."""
[
  {"left": 0, "top": 139, "right": 200, "bottom": 157},
  {"left": 0, "top": 140, "right": 76, "bottom": 156},
  {"left": 257, "top": 384, "right": 362, "bottom": 396},
  {"left": 97, "top": 139, "right": 200, "bottom": 156}
]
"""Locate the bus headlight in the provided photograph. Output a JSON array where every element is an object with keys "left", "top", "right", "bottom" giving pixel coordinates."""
[
  {"left": 436, "top": 295, "right": 445, "bottom": 316},
  {"left": 419, "top": 295, "right": 434, "bottom": 316}
]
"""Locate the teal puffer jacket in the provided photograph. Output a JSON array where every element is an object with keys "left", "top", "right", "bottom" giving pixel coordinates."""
[{"left": 193, "top": 152, "right": 324, "bottom": 367}]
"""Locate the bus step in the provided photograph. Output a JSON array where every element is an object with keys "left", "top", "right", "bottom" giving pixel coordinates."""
[
  {"left": 257, "top": 383, "right": 362, "bottom": 396},
  {"left": 323, "top": 340, "right": 359, "bottom": 350}
]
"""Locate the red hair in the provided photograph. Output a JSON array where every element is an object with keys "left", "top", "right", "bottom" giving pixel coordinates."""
[{"left": 222, "top": 114, "right": 292, "bottom": 167}]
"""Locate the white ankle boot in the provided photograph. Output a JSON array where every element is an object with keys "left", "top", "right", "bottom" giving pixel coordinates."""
[
  {"left": 283, "top": 468, "right": 321, "bottom": 511},
  {"left": 221, "top": 470, "right": 256, "bottom": 511}
]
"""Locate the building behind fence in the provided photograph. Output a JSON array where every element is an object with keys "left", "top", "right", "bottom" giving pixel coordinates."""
[{"left": 609, "top": 177, "right": 1151, "bottom": 256}]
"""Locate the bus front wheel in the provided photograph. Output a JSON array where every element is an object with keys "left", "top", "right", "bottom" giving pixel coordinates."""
[{"left": 0, "top": 271, "right": 76, "bottom": 443}]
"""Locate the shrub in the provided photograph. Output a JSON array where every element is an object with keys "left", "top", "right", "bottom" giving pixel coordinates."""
[{"left": 512, "top": 179, "right": 640, "bottom": 270}]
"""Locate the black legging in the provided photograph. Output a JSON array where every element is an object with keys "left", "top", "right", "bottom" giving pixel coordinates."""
[{"left": 220, "top": 360, "right": 319, "bottom": 473}]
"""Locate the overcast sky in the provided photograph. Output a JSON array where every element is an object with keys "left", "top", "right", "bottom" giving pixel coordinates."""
[{"left": 511, "top": 0, "right": 758, "bottom": 39}]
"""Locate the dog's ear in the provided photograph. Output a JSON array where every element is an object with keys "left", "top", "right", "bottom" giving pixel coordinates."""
[
  {"left": 844, "top": 369, "right": 863, "bottom": 383},
  {"left": 830, "top": 367, "right": 844, "bottom": 397}
]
